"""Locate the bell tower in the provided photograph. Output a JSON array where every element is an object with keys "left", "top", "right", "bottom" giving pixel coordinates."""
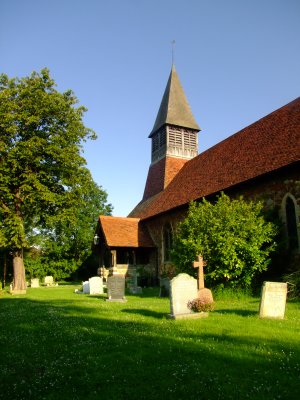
[{"left": 142, "top": 66, "right": 200, "bottom": 201}]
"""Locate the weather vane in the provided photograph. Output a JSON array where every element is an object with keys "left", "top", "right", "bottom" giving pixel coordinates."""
[{"left": 171, "top": 40, "right": 176, "bottom": 65}]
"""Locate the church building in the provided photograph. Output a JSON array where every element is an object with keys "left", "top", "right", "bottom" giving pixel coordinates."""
[{"left": 93, "top": 66, "right": 300, "bottom": 282}]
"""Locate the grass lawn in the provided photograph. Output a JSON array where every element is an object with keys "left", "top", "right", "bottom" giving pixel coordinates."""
[{"left": 0, "top": 285, "right": 299, "bottom": 400}]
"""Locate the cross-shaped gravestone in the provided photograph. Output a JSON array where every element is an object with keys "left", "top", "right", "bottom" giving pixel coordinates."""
[{"left": 193, "top": 255, "right": 207, "bottom": 290}]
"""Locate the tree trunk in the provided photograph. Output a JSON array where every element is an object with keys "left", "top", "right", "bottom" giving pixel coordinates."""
[
  {"left": 3, "top": 252, "right": 7, "bottom": 289},
  {"left": 12, "top": 250, "right": 26, "bottom": 294}
]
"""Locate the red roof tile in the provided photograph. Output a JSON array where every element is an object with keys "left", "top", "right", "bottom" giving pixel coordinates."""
[
  {"left": 142, "top": 156, "right": 189, "bottom": 201},
  {"left": 99, "top": 216, "right": 154, "bottom": 247},
  {"left": 135, "top": 97, "right": 300, "bottom": 220}
]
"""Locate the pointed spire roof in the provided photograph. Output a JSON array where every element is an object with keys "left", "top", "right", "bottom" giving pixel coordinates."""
[{"left": 149, "top": 66, "right": 200, "bottom": 137}]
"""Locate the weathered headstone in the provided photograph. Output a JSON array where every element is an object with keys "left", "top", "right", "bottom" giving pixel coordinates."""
[
  {"left": 106, "top": 275, "right": 126, "bottom": 302},
  {"left": 82, "top": 281, "right": 90, "bottom": 294},
  {"left": 168, "top": 273, "right": 207, "bottom": 319},
  {"left": 89, "top": 276, "right": 103, "bottom": 295},
  {"left": 259, "top": 281, "right": 288, "bottom": 319},
  {"left": 159, "top": 277, "right": 170, "bottom": 297},
  {"left": 127, "top": 268, "right": 143, "bottom": 294},
  {"left": 30, "top": 278, "right": 40, "bottom": 288},
  {"left": 44, "top": 276, "right": 54, "bottom": 286}
]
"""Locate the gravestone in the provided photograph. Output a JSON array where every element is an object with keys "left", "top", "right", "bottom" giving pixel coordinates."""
[
  {"left": 30, "top": 278, "right": 40, "bottom": 288},
  {"left": 159, "top": 277, "right": 170, "bottom": 297},
  {"left": 106, "top": 275, "right": 126, "bottom": 302},
  {"left": 82, "top": 281, "right": 90, "bottom": 294},
  {"left": 89, "top": 276, "right": 103, "bottom": 295},
  {"left": 127, "top": 268, "right": 142, "bottom": 294},
  {"left": 259, "top": 281, "right": 288, "bottom": 319},
  {"left": 193, "top": 255, "right": 214, "bottom": 303},
  {"left": 168, "top": 273, "right": 207, "bottom": 319},
  {"left": 44, "top": 276, "right": 54, "bottom": 286}
]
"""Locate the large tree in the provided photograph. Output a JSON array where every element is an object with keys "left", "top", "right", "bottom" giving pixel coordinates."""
[
  {"left": 172, "top": 193, "right": 277, "bottom": 288},
  {"left": 24, "top": 179, "right": 113, "bottom": 281},
  {"left": 0, "top": 69, "right": 99, "bottom": 292}
]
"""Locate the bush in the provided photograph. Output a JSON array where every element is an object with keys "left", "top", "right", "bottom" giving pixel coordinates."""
[
  {"left": 187, "top": 297, "right": 215, "bottom": 312},
  {"left": 172, "top": 193, "right": 277, "bottom": 288},
  {"left": 25, "top": 257, "right": 79, "bottom": 281},
  {"left": 283, "top": 270, "right": 300, "bottom": 299}
]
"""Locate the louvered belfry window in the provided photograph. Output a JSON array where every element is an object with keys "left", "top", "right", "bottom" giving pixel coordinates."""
[
  {"left": 151, "top": 127, "right": 167, "bottom": 162},
  {"left": 169, "top": 126, "right": 183, "bottom": 147},
  {"left": 183, "top": 129, "right": 197, "bottom": 149},
  {"left": 167, "top": 126, "right": 198, "bottom": 159},
  {"left": 151, "top": 125, "right": 198, "bottom": 163}
]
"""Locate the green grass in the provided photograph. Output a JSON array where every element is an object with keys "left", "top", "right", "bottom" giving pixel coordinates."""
[{"left": 0, "top": 286, "right": 299, "bottom": 400}]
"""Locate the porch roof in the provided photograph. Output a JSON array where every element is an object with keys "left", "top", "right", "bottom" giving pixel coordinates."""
[{"left": 98, "top": 216, "right": 154, "bottom": 248}]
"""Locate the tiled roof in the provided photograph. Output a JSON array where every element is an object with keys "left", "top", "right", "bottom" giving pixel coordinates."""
[
  {"left": 135, "top": 97, "right": 300, "bottom": 220},
  {"left": 142, "top": 156, "right": 189, "bottom": 201},
  {"left": 149, "top": 66, "right": 200, "bottom": 137},
  {"left": 99, "top": 216, "right": 154, "bottom": 247},
  {"left": 128, "top": 193, "right": 160, "bottom": 218}
]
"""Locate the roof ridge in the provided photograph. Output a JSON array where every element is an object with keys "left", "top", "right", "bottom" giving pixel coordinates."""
[
  {"left": 99, "top": 215, "right": 140, "bottom": 221},
  {"left": 197, "top": 96, "right": 300, "bottom": 159}
]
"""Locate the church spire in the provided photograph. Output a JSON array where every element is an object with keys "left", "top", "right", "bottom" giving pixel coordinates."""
[
  {"left": 142, "top": 66, "right": 201, "bottom": 201},
  {"left": 149, "top": 65, "right": 200, "bottom": 138}
]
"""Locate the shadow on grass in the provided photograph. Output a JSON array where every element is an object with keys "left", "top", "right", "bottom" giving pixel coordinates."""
[
  {"left": 214, "top": 308, "right": 258, "bottom": 317},
  {"left": 0, "top": 293, "right": 299, "bottom": 400},
  {"left": 125, "top": 287, "right": 161, "bottom": 298},
  {"left": 122, "top": 308, "right": 166, "bottom": 319}
]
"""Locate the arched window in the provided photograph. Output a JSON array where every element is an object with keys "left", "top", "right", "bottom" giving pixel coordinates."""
[
  {"left": 282, "top": 194, "right": 299, "bottom": 252},
  {"left": 163, "top": 223, "right": 173, "bottom": 262}
]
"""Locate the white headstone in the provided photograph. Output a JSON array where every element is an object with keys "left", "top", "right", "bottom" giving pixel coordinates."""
[
  {"left": 44, "top": 276, "right": 54, "bottom": 286},
  {"left": 169, "top": 273, "right": 198, "bottom": 318},
  {"left": 82, "top": 281, "right": 90, "bottom": 294},
  {"left": 31, "top": 278, "right": 40, "bottom": 288},
  {"left": 89, "top": 276, "right": 103, "bottom": 295},
  {"left": 259, "top": 281, "right": 288, "bottom": 319}
]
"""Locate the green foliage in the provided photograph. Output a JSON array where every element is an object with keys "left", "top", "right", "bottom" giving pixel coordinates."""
[
  {"left": 283, "top": 270, "right": 300, "bottom": 299},
  {"left": 172, "top": 193, "right": 277, "bottom": 288},
  {"left": 0, "top": 69, "right": 112, "bottom": 284},
  {"left": 213, "top": 284, "right": 254, "bottom": 300},
  {"left": 23, "top": 174, "right": 112, "bottom": 281},
  {"left": 0, "top": 68, "right": 96, "bottom": 250},
  {"left": 25, "top": 258, "right": 79, "bottom": 281}
]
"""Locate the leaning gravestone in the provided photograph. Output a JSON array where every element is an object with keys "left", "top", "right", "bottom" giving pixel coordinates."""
[
  {"left": 89, "top": 276, "right": 103, "bottom": 295},
  {"left": 259, "top": 281, "right": 288, "bottom": 319},
  {"left": 82, "top": 281, "right": 90, "bottom": 294},
  {"left": 168, "top": 273, "right": 207, "bottom": 319},
  {"left": 106, "top": 275, "right": 126, "bottom": 302}
]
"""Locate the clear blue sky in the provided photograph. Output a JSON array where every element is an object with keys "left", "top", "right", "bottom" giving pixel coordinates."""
[{"left": 1, "top": 0, "right": 299, "bottom": 216}]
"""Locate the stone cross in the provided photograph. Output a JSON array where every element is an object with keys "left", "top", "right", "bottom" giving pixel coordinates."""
[
  {"left": 110, "top": 250, "right": 118, "bottom": 275},
  {"left": 193, "top": 255, "right": 207, "bottom": 290}
]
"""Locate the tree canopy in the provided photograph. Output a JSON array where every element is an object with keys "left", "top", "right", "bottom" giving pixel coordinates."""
[
  {"left": 0, "top": 69, "right": 109, "bottom": 290},
  {"left": 171, "top": 193, "right": 277, "bottom": 288},
  {"left": 24, "top": 179, "right": 112, "bottom": 281}
]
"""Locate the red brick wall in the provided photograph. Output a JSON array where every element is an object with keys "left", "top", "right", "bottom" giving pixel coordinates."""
[
  {"left": 164, "top": 157, "right": 189, "bottom": 187},
  {"left": 143, "top": 164, "right": 300, "bottom": 275}
]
